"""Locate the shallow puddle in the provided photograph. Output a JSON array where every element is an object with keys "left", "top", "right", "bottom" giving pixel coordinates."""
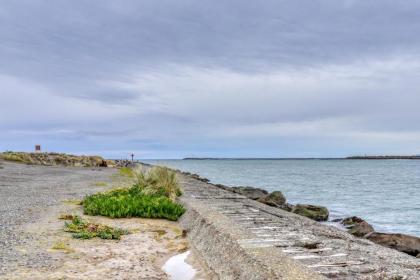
[{"left": 162, "top": 251, "right": 196, "bottom": 280}]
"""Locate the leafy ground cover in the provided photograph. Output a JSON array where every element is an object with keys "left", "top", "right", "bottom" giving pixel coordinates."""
[
  {"left": 63, "top": 215, "right": 129, "bottom": 240},
  {"left": 83, "top": 187, "right": 185, "bottom": 221}
]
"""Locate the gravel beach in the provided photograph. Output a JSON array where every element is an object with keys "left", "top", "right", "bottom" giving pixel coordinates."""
[
  {"left": 0, "top": 160, "right": 207, "bottom": 279},
  {"left": 0, "top": 160, "right": 116, "bottom": 275}
]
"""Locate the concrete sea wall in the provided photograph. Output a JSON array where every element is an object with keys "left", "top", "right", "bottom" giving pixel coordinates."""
[{"left": 177, "top": 173, "right": 420, "bottom": 279}]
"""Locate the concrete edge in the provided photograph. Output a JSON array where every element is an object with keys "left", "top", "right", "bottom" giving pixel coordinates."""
[{"left": 179, "top": 199, "right": 324, "bottom": 280}]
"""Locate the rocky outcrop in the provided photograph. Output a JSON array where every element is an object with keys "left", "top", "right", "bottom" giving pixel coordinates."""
[
  {"left": 0, "top": 152, "right": 114, "bottom": 168},
  {"left": 292, "top": 204, "right": 329, "bottom": 221},
  {"left": 365, "top": 232, "right": 420, "bottom": 257},
  {"left": 230, "top": 186, "right": 268, "bottom": 200}
]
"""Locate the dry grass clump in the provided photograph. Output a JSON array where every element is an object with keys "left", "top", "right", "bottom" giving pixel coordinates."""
[{"left": 132, "top": 166, "right": 181, "bottom": 201}]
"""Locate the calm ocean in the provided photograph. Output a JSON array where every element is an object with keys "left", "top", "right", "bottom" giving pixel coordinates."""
[{"left": 144, "top": 159, "right": 420, "bottom": 236}]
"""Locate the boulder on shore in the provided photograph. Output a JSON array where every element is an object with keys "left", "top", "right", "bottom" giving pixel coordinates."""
[
  {"left": 341, "top": 216, "right": 374, "bottom": 237},
  {"left": 214, "top": 184, "right": 230, "bottom": 191},
  {"left": 230, "top": 186, "right": 268, "bottom": 200},
  {"left": 229, "top": 187, "right": 292, "bottom": 211},
  {"left": 257, "top": 191, "right": 286, "bottom": 207},
  {"left": 292, "top": 204, "right": 329, "bottom": 221},
  {"left": 365, "top": 232, "right": 420, "bottom": 257},
  {"left": 190, "top": 173, "right": 210, "bottom": 183}
]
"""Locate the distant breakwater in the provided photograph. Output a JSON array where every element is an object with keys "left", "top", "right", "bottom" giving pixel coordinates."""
[
  {"left": 184, "top": 156, "right": 420, "bottom": 160},
  {"left": 347, "top": 155, "right": 420, "bottom": 160}
]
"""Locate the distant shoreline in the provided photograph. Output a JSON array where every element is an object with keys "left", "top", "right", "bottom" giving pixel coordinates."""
[
  {"left": 183, "top": 156, "right": 420, "bottom": 160},
  {"left": 346, "top": 155, "right": 420, "bottom": 160}
]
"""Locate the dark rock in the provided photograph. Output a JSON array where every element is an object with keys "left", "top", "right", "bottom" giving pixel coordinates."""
[
  {"left": 279, "top": 203, "right": 294, "bottom": 212},
  {"left": 230, "top": 186, "right": 268, "bottom": 200},
  {"left": 292, "top": 204, "right": 329, "bottom": 221},
  {"left": 331, "top": 218, "right": 343, "bottom": 223},
  {"left": 294, "top": 241, "right": 321, "bottom": 249},
  {"left": 342, "top": 216, "right": 364, "bottom": 226},
  {"left": 114, "top": 160, "right": 133, "bottom": 167},
  {"left": 340, "top": 216, "right": 374, "bottom": 237},
  {"left": 214, "top": 184, "right": 230, "bottom": 190},
  {"left": 257, "top": 191, "right": 286, "bottom": 207},
  {"left": 190, "top": 173, "right": 210, "bottom": 183},
  {"left": 365, "top": 232, "right": 420, "bottom": 257},
  {"left": 348, "top": 221, "right": 375, "bottom": 237}
]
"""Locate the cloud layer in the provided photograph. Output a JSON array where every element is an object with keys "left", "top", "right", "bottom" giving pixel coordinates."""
[{"left": 1, "top": 0, "right": 420, "bottom": 158}]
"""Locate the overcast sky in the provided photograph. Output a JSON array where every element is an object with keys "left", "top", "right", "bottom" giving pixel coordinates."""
[{"left": 1, "top": 0, "right": 420, "bottom": 158}]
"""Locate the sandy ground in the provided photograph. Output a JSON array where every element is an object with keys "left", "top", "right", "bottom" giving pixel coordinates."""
[
  {"left": 0, "top": 160, "right": 211, "bottom": 280},
  {"left": 5, "top": 203, "right": 209, "bottom": 280}
]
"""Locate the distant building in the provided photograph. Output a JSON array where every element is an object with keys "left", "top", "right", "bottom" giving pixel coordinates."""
[{"left": 35, "top": 145, "right": 41, "bottom": 152}]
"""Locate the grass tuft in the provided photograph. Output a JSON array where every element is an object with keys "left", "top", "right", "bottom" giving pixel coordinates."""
[
  {"left": 51, "top": 241, "right": 75, "bottom": 253},
  {"left": 92, "top": 181, "right": 108, "bottom": 187},
  {"left": 63, "top": 199, "right": 83, "bottom": 205},
  {"left": 64, "top": 215, "right": 129, "bottom": 240},
  {"left": 119, "top": 167, "right": 134, "bottom": 178},
  {"left": 132, "top": 166, "right": 182, "bottom": 201}
]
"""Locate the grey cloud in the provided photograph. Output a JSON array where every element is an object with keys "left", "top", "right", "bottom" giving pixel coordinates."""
[{"left": 1, "top": 1, "right": 420, "bottom": 157}]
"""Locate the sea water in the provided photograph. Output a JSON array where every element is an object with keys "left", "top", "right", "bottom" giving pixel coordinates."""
[
  {"left": 144, "top": 159, "right": 420, "bottom": 236},
  {"left": 162, "top": 251, "right": 196, "bottom": 280}
]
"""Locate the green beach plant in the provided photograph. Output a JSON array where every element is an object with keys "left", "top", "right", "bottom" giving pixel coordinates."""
[
  {"left": 83, "top": 165, "right": 185, "bottom": 221},
  {"left": 83, "top": 188, "right": 185, "bottom": 221},
  {"left": 64, "top": 215, "right": 129, "bottom": 240}
]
